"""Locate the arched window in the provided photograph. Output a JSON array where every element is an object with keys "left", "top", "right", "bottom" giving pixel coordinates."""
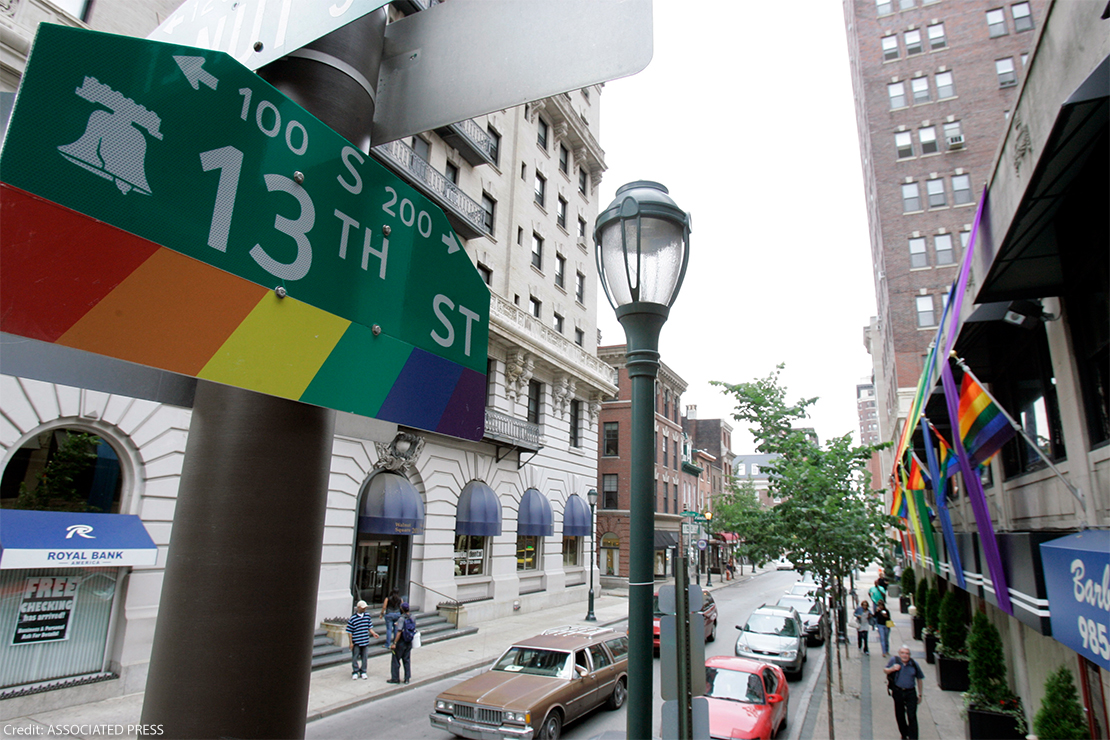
[{"left": 1, "top": 429, "right": 122, "bottom": 513}]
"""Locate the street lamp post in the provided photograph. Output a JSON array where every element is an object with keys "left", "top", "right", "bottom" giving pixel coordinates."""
[
  {"left": 586, "top": 488, "right": 598, "bottom": 621},
  {"left": 595, "top": 181, "right": 690, "bottom": 740}
]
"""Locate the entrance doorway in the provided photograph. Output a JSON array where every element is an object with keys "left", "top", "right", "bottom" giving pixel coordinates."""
[{"left": 354, "top": 536, "right": 408, "bottom": 607}]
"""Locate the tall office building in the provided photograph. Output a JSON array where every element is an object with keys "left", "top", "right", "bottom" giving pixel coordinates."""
[
  {"left": 843, "top": 0, "right": 1045, "bottom": 478},
  {"left": 0, "top": 0, "right": 615, "bottom": 712}
]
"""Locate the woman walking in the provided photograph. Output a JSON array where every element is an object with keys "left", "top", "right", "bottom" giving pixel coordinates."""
[
  {"left": 854, "top": 600, "right": 873, "bottom": 654},
  {"left": 873, "top": 599, "right": 893, "bottom": 657},
  {"left": 381, "top": 588, "right": 403, "bottom": 649}
]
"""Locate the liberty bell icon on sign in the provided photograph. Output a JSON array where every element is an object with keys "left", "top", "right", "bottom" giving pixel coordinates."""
[{"left": 58, "top": 77, "right": 163, "bottom": 195}]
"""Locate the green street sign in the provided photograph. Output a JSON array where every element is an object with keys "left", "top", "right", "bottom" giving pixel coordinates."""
[{"left": 1, "top": 24, "right": 490, "bottom": 439}]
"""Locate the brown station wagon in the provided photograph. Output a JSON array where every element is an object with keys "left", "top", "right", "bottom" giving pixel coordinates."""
[{"left": 429, "top": 626, "right": 629, "bottom": 740}]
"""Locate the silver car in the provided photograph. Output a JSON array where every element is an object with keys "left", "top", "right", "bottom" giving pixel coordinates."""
[
  {"left": 776, "top": 593, "right": 825, "bottom": 646},
  {"left": 734, "top": 604, "right": 807, "bottom": 678}
]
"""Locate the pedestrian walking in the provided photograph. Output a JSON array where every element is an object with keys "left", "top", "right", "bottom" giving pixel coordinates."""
[
  {"left": 869, "top": 578, "right": 887, "bottom": 608},
  {"left": 345, "top": 600, "right": 379, "bottom": 680},
  {"left": 854, "top": 600, "right": 873, "bottom": 654},
  {"left": 874, "top": 599, "right": 893, "bottom": 657},
  {"left": 884, "top": 645, "right": 925, "bottom": 739},
  {"left": 380, "top": 588, "right": 403, "bottom": 648},
  {"left": 388, "top": 602, "right": 416, "bottom": 685}
]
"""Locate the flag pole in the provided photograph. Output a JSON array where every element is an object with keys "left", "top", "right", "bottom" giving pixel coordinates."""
[{"left": 954, "top": 357, "right": 1087, "bottom": 518}]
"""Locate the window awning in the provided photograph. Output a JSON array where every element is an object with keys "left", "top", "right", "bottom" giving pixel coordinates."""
[
  {"left": 456, "top": 480, "right": 501, "bottom": 536},
  {"left": 563, "top": 494, "right": 591, "bottom": 537},
  {"left": 358, "top": 471, "right": 424, "bottom": 535},
  {"left": 653, "top": 530, "right": 679, "bottom": 549},
  {"left": 518, "top": 488, "right": 553, "bottom": 537},
  {"left": 719, "top": 532, "right": 740, "bottom": 542},
  {"left": 0, "top": 509, "right": 157, "bottom": 569}
]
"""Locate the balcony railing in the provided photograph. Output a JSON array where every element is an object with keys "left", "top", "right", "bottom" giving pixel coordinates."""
[
  {"left": 484, "top": 408, "right": 542, "bottom": 451},
  {"left": 371, "top": 139, "right": 488, "bottom": 240},
  {"left": 436, "top": 118, "right": 498, "bottom": 167}
]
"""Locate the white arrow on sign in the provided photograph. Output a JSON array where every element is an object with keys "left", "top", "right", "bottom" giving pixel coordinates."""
[
  {"left": 441, "top": 232, "right": 460, "bottom": 254},
  {"left": 174, "top": 56, "right": 219, "bottom": 91}
]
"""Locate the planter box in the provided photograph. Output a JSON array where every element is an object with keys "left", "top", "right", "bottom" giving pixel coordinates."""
[
  {"left": 965, "top": 707, "right": 1023, "bottom": 740},
  {"left": 912, "top": 615, "right": 924, "bottom": 641},
  {"left": 900, "top": 596, "right": 911, "bottom": 614},
  {"left": 887, "top": 584, "right": 901, "bottom": 599},
  {"left": 924, "top": 633, "right": 937, "bottom": 663},
  {"left": 322, "top": 621, "right": 349, "bottom": 647},
  {"left": 935, "top": 654, "right": 970, "bottom": 692}
]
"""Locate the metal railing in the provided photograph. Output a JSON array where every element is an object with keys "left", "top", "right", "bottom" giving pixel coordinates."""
[
  {"left": 411, "top": 580, "right": 461, "bottom": 629},
  {"left": 484, "top": 408, "right": 543, "bottom": 449},
  {"left": 444, "top": 118, "right": 498, "bottom": 163}
]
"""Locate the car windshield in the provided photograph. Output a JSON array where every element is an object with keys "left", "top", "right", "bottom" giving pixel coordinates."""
[
  {"left": 744, "top": 614, "right": 798, "bottom": 637},
  {"left": 705, "top": 667, "right": 765, "bottom": 704},
  {"left": 779, "top": 596, "right": 820, "bottom": 615},
  {"left": 493, "top": 647, "right": 572, "bottom": 678}
]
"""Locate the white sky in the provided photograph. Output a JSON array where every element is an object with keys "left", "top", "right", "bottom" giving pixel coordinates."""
[{"left": 594, "top": 0, "right": 877, "bottom": 453}]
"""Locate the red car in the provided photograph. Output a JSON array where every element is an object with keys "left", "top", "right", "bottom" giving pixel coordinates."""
[
  {"left": 704, "top": 656, "right": 789, "bottom": 740},
  {"left": 652, "top": 588, "right": 718, "bottom": 649}
]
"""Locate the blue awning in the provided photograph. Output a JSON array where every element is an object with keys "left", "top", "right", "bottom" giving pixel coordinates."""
[
  {"left": 456, "top": 480, "right": 501, "bottom": 536},
  {"left": 1040, "top": 530, "right": 1110, "bottom": 671},
  {"left": 518, "top": 488, "right": 553, "bottom": 537},
  {"left": 358, "top": 471, "right": 424, "bottom": 535},
  {"left": 563, "top": 494, "right": 591, "bottom": 537},
  {"left": 0, "top": 509, "right": 157, "bottom": 569}
]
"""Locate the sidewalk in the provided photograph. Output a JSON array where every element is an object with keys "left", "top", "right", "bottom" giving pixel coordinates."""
[
  {"left": 794, "top": 563, "right": 965, "bottom": 740},
  {"left": 1, "top": 567, "right": 767, "bottom": 738}
]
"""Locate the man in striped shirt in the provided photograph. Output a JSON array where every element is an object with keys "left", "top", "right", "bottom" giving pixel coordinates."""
[{"left": 346, "top": 600, "right": 380, "bottom": 680}]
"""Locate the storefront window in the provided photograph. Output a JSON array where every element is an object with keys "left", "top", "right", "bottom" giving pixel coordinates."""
[
  {"left": 454, "top": 534, "right": 487, "bottom": 576},
  {"left": 562, "top": 536, "right": 580, "bottom": 566},
  {"left": 601, "top": 533, "right": 620, "bottom": 576},
  {"left": 516, "top": 535, "right": 539, "bottom": 571},
  {"left": 1, "top": 430, "right": 122, "bottom": 513},
  {"left": 997, "top": 329, "right": 1067, "bottom": 477}
]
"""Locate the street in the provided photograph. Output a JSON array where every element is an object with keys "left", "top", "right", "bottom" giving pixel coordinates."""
[{"left": 306, "top": 568, "right": 821, "bottom": 739}]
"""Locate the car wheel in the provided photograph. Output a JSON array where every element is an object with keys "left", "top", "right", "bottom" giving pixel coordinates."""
[
  {"left": 708, "top": 619, "right": 717, "bottom": 642},
  {"left": 606, "top": 677, "right": 627, "bottom": 710},
  {"left": 540, "top": 710, "right": 563, "bottom": 740}
]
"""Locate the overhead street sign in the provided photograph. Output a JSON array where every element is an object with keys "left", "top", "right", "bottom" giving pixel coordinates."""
[
  {"left": 148, "top": 0, "right": 391, "bottom": 70},
  {"left": 0, "top": 24, "right": 490, "bottom": 440}
]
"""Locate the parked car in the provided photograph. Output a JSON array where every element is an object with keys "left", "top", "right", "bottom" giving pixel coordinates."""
[
  {"left": 775, "top": 593, "right": 825, "bottom": 646},
  {"left": 733, "top": 604, "right": 807, "bottom": 678},
  {"left": 652, "top": 588, "right": 718, "bottom": 650},
  {"left": 704, "top": 655, "right": 790, "bottom": 739},
  {"left": 429, "top": 626, "right": 628, "bottom": 740},
  {"left": 786, "top": 582, "right": 819, "bottom": 597}
]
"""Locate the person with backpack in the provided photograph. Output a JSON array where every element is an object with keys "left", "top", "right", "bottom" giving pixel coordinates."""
[
  {"left": 388, "top": 602, "right": 416, "bottom": 684},
  {"left": 884, "top": 645, "right": 925, "bottom": 739}
]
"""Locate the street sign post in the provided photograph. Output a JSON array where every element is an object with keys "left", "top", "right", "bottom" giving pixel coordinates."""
[{"left": 0, "top": 23, "right": 490, "bottom": 440}]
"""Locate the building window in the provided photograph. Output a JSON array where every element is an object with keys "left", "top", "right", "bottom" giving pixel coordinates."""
[
  {"left": 882, "top": 35, "right": 900, "bottom": 61},
  {"left": 569, "top": 399, "right": 581, "bottom": 447},
  {"left": 555, "top": 253, "right": 566, "bottom": 287},
  {"left": 521, "top": 162, "right": 527, "bottom": 181},
  {"left": 935, "top": 71, "right": 955, "bottom": 99},
  {"left": 927, "top": 178, "right": 947, "bottom": 208},
  {"left": 899, "top": 0, "right": 914, "bottom": 9},
  {"left": 574, "top": 327, "right": 584, "bottom": 346},
  {"left": 531, "top": 232, "right": 543, "bottom": 269},
  {"left": 960, "top": 229, "right": 971, "bottom": 248},
  {"left": 553, "top": 312, "right": 564, "bottom": 334},
  {"left": 527, "top": 379, "right": 543, "bottom": 424},
  {"left": 909, "top": 236, "right": 928, "bottom": 268},
  {"left": 896, "top": 130, "right": 914, "bottom": 157},
  {"left": 516, "top": 535, "right": 539, "bottom": 571},
  {"left": 454, "top": 534, "right": 487, "bottom": 576},
  {"left": 904, "top": 29, "right": 923, "bottom": 56},
  {"left": 911, "top": 76, "right": 930, "bottom": 104},
  {"left": 487, "top": 125, "right": 501, "bottom": 165},
  {"left": 534, "top": 172, "right": 546, "bottom": 207},
  {"left": 996, "top": 57, "right": 1017, "bottom": 87},
  {"left": 602, "top": 474, "right": 618, "bottom": 509},
  {"left": 952, "top": 174, "right": 972, "bottom": 204},
  {"left": 537, "top": 117, "right": 549, "bottom": 150},
  {"left": 530, "top": 296, "right": 542, "bottom": 319},
  {"left": 662, "top": 481, "right": 668, "bottom": 514},
  {"left": 557, "top": 196, "right": 568, "bottom": 229},
  {"left": 578, "top": 169, "right": 588, "bottom": 195},
  {"left": 986, "top": 8, "right": 1007, "bottom": 37},
  {"left": 603, "top": 422, "right": 619, "bottom": 456},
  {"left": 562, "top": 536, "right": 580, "bottom": 566},
  {"left": 902, "top": 182, "right": 922, "bottom": 212},
  {"left": 411, "top": 136, "right": 431, "bottom": 161},
  {"left": 876, "top": 0, "right": 893, "bottom": 15},
  {"left": 920, "top": 126, "right": 938, "bottom": 154},
  {"left": 1011, "top": 2, "right": 1033, "bottom": 32},
  {"left": 943, "top": 121, "right": 963, "bottom": 148},
  {"left": 486, "top": 357, "right": 496, "bottom": 405},
  {"left": 576, "top": 271, "right": 585, "bottom": 303},
  {"left": 445, "top": 161, "right": 459, "bottom": 185},
  {"left": 935, "top": 232, "right": 955, "bottom": 264},
  {"left": 481, "top": 193, "right": 496, "bottom": 235},
  {"left": 997, "top": 329, "right": 1066, "bottom": 476},
  {"left": 927, "top": 23, "right": 947, "bottom": 49},
  {"left": 916, "top": 295, "right": 936, "bottom": 327},
  {"left": 559, "top": 144, "right": 570, "bottom": 174},
  {"left": 888, "top": 81, "right": 907, "bottom": 109},
  {"left": 578, "top": 216, "right": 587, "bottom": 240},
  {"left": 478, "top": 263, "right": 492, "bottom": 285}
]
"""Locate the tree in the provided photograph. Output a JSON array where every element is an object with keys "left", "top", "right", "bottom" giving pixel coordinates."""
[
  {"left": 14, "top": 431, "right": 103, "bottom": 512},
  {"left": 713, "top": 366, "right": 897, "bottom": 740},
  {"left": 711, "top": 478, "right": 775, "bottom": 569},
  {"left": 1032, "top": 666, "right": 1087, "bottom": 740}
]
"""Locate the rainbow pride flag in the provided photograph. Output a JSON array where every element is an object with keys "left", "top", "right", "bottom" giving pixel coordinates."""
[{"left": 958, "top": 372, "right": 1016, "bottom": 467}]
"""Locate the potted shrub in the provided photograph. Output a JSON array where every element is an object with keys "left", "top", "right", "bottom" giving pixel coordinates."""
[
  {"left": 1032, "top": 666, "right": 1087, "bottom": 740},
  {"left": 923, "top": 585, "right": 940, "bottom": 663},
  {"left": 935, "top": 591, "right": 970, "bottom": 691},
  {"left": 963, "top": 612, "right": 1026, "bottom": 740},
  {"left": 913, "top": 578, "right": 928, "bottom": 640},
  {"left": 900, "top": 568, "right": 915, "bottom": 614}
]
